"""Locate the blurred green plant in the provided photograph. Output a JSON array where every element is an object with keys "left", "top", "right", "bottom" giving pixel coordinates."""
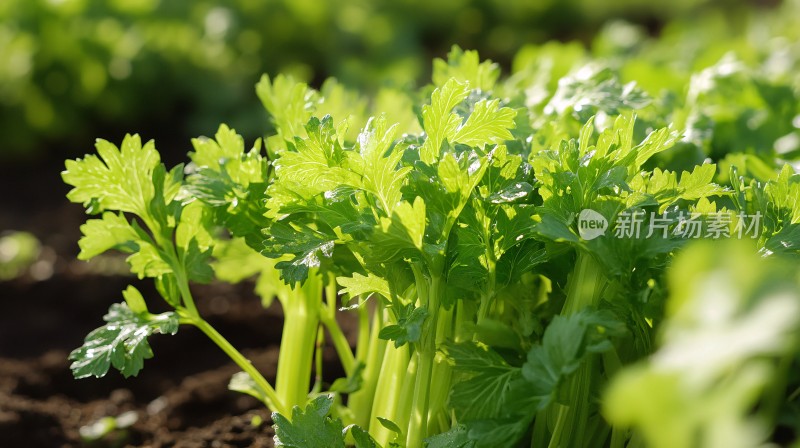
[
  {"left": 0, "top": 231, "right": 41, "bottom": 281},
  {"left": 605, "top": 240, "right": 800, "bottom": 448},
  {"left": 79, "top": 410, "right": 137, "bottom": 444},
  {"left": 0, "top": 0, "right": 761, "bottom": 159}
]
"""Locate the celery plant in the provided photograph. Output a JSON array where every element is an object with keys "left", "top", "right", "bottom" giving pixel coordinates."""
[{"left": 63, "top": 40, "right": 800, "bottom": 448}]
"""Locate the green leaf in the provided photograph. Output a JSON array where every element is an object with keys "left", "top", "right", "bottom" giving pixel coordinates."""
[
  {"left": 544, "top": 65, "right": 650, "bottom": 120},
  {"left": 63, "top": 134, "right": 161, "bottom": 216},
  {"left": 377, "top": 417, "right": 403, "bottom": 436},
  {"left": 190, "top": 124, "right": 244, "bottom": 170},
  {"left": 337, "top": 272, "right": 391, "bottom": 301},
  {"left": 213, "top": 238, "right": 287, "bottom": 307},
  {"left": 272, "top": 395, "right": 345, "bottom": 448},
  {"left": 213, "top": 238, "right": 266, "bottom": 283},
  {"left": 69, "top": 301, "right": 178, "bottom": 379},
  {"left": 228, "top": 371, "right": 269, "bottom": 404},
  {"left": 432, "top": 45, "right": 500, "bottom": 91},
  {"left": 441, "top": 341, "right": 539, "bottom": 447},
  {"left": 451, "top": 98, "right": 516, "bottom": 148},
  {"left": 424, "top": 424, "right": 476, "bottom": 448},
  {"left": 638, "top": 164, "right": 726, "bottom": 206},
  {"left": 353, "top": 115, "right": 409, "bottom": 214},
  {"left": 348, "top": 425, "right": 379, "bottom": 448},
  {"left": 766, "top": 164, "right": 800, "bottom": 222},
  {"left": 184, "top": 170, "right": 268, "bottom": 241},
  {"left": 442, "top": 310, "right": 623, "bottom": 448},
  {"left": 279, "top": 188, "right": 374, "bottom": 238},
  {"left": 127, "top": 243, "right": 172, "bottom": 279},
  {"left": 154, "top": 273, "right": 182, "bottom": 308},
  {"left": 533, "top": 214, "right": 581, "bottom": 244},
  {"left": 122, "top": 285, "right": 147, "bottom": 314},
  {"left": 145, "top": 162, "right": 182, "bottom": 237},
  {"left": 401, "top": 150, "right": 487, "bottom": 250},
  {"left": 182, "top": 238, "right": 214, "bottom": 283},
  {"left": 458, "top": 418, "right": 533, "bottom": 447},
  {"left": 524, "top": 315, "right": 585, "bottom": 383},
  {"left": 262, "top": 222, "right": 336, "bottom": 286},
  {"left": 633, "top": 127, "right": 680, "bottom": 169},
  {"left": 522, "top": 310, "right": 624, "bottom": 391},
  {"left": 420, "top": 78, "right": 470, "bottom": 164},
  {"left": 374, "top": 196, "right": 427, "bottom": 258},
  {"left": 186, "top": 125, "right": 266, "bottom": 215},
  {"left": 269, "top": 116, "right": 362, "bottom": 204},
  {"left": 329, "top": 362, "right": 365, "bottom": 394},
  {"left": 174, "top": 202, "right": 215, "bottom": 284},
  {"left": 256, "top": 74, "right": 318, "bottom": 144},
  {"left": 446, "top": 220, "right": 488, "bottom": 296},
  {"left": 764, "top": 223, "right": 800, "bottom": 255},
  {"left": 64, "top": 135, "right": 203, "bottom": 291},
  {"left": 183, "top": 167, "right": 232, "bottom": 208},
  {"left": 445, "top": 341, "right": 522, "bottom": 421},
  {"left": 379, "top": 304, "right": 429, "bottom": 348},
  {"left": 438, "top": 152, "right": 470, "bottom": 196},
  {"left": 479, "top": 145, "right": 533, "bottom": 203},
  {"left": 317, "top": 78, "right": 370, "bottom": 141},
  {"left": 495, "top": 239, "right": 548, "bottom": 286},
  {"left": 676, "top": 164, "right": 725, "bottom": 200},
  {"left": 77, "top": 212, "right": 144, "bottom": 260},
  {"left": 494, "top": 205, "right": 539, "bottom": 253}
]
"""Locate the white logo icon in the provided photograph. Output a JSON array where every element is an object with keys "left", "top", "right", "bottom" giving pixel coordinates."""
[{"left": 578, "top": 209, "right": 608, "bottom": 240}]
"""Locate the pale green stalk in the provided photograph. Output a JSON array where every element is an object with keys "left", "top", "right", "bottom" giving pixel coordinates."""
[
  {"left": 546, "top": 251, "right": 606, "bottom": 447},
  {"left": 370, "top": 342, "right": 411, "bottom": 445},
  {"left": 349, "top": 304, "right": 386, "bottom": 428},
  {"left": 275, "top": 274, "right": 323, "bottom": 410}
]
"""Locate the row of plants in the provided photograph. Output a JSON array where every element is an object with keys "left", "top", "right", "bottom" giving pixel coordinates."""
[
  {"left": 1, "top": 0, "right": 761, "bottom": 158},
  {"left": 62, "top": 2, "right": 800, "bottom": 446}
]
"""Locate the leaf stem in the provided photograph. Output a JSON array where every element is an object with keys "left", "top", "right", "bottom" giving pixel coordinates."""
[
  {"left": 311, "top": 326, "right": 325, "bottom": 395},
  {"left": 406, "top": 275, "right": 442, "bottom": 448},
  {"left": 426, "top": 302, "right": 454, "bottom": 431},
  {"left": 369, "top": 342, "right": 410, "bottom": 445},
  {"left": 547, "top": 251, "right": 606, "bottom": 447},
  {"left": 321, "top": 314, "right": 355, "bottom": 376},
  {"left": 320, "top": 281, "right": 355, "bottom": 376},
  {"left": 174, "top": 268, "right": 199, "bottom": 317},
  {"left": 275, "top": 275, "right": 322, "bottom": 410},
  {"left": 350, "top": 305, "right": 386, "bottom": 428},
  {"left": 181, "top": 312, "right": 286, "bottom": 415},
  {"left": 562, "top": 251, "right": 604, "bottom": 315}
]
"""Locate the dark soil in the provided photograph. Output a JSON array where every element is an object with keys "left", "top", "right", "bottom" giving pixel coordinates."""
[
  {"left": 0, "top": 161, "right": 347, "bottom": 447},
  {"left": 1, "top": 273, "right": 286, "bottom": 448}
]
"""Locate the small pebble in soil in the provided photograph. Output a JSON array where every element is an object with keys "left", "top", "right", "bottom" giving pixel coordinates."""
[{"left": 147, "top": 396, "right": 169, "bottom": 415}]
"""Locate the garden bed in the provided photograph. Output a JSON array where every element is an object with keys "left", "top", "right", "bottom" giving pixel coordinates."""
[
  {"left": 0, "top": 161, "right": 346, "bottom": 447},
  {"left": 0, "top": 272, "right": 288, "bottom": 447}
]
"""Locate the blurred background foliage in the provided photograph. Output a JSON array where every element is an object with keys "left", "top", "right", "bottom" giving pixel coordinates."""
[{"left": 1, "top": 0, "right": 794, "bottom": 161}]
